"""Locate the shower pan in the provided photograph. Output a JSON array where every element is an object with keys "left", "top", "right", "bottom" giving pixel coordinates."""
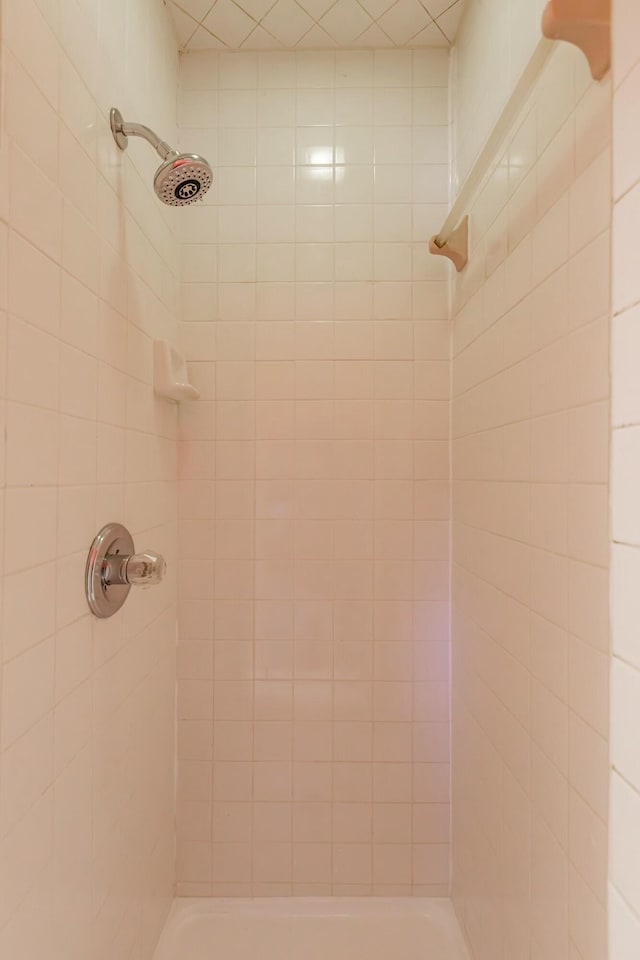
[{"left": 153, "top": 899, "right": 470, "bottom": 960}]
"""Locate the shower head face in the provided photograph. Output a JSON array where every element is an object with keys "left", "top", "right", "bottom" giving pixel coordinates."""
[{"left": 154, "top": 153, "right": 213, "bottom": 206}]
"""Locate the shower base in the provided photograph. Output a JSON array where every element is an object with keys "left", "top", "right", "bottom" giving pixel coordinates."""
[{"left": 153, "top": 897, "right": 470, "bottom": 960}]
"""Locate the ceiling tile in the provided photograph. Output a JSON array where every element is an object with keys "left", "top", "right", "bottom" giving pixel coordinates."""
[
  {"left": 176, "top": 0, "right": 463, "bottom": 50},
  {"left": 202, "top": 0, "right": 258, "bottom": 45},
  {"left": 411, "top": 18, "right": 449, "bottom": 45},
  {"left": 377, "top": 0, "right": 431, "bottom": 44},
  {"left": 297, "top": 0, "right": 339, "bottom": 20},
  {"left": 319, "top": 0, "right": 372, "bottom": 44},
  {"left": 173, "top": 0, "right": 217, "bottom": 20},
  {"left": 169, "top": 3, "right": 201, "bottom": 46},
  {"left": 261, "top": 0, "right": 315, "bottom": 45},
  {"left": 435, "top": 0, "right": 463, "bottom": 41},
  {"left": 356, "top": 0, "right": 397, "bottom": 22},
  {"left": 295, "top": 23, "right": 338, "bottom": 46},
  {"left": 240, "top": 23, "right": 282, "bottom": 46},
  {"left": 187, "top": 24, "right": 230, "bottom": 47},
  {"left": 420, "top": 0, "right": 456, "bottom": 18},
  {"left": 234, "top": 0, "right": 278, "bottom": 23},
  {"left": 352, "top": 21, "right": 395, "bottom": 46}
]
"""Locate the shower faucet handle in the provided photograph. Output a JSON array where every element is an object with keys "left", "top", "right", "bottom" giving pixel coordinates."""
[
  {"left": 86, "top": 523, "right": 168, "bottom": 618},
  {"left": 106, "top": 550, "right": 167, "bottom": 588}
]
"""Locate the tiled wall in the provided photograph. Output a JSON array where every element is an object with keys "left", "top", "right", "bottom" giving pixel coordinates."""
[
  {"left": 450, "top": 42, "right": 611, "bottom": 960},
  {"left": 609, "top": 0, "right": 640, "bottom": 953},
  {"left": 452, "top": 0, "right": 547, "bottom": 189},
  {"left": 0, "top": 0, "right": 180, "bottom": 956},
  {"left": 175, "top": 47, "right": 452, "bottom": 896}
]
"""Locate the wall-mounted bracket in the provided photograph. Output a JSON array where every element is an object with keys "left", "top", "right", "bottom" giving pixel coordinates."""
[
  {"left": 429, "top": 216, "right": 469, "bottom": 273},
  {"left": 541, "top": 0, "right": 610, "bottom": 81}
]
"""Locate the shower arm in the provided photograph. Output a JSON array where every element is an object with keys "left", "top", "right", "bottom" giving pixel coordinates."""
[{"left": 110, "top": 107, "right": 176, "bottom": 161}]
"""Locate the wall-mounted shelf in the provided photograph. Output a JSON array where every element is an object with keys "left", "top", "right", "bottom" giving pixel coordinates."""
[
  {"left": 542, "top": 0, "right": 611, "bottom": 81},
  {"left": 154, "top": 340, "right": 200, "bottom": 402}
]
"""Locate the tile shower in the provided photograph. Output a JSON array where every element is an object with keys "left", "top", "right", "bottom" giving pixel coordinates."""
[{"left": 1, "top": 0, "right": 640, "bottom": 958}]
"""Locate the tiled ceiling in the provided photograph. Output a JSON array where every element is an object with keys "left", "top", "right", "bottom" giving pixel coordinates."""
[{"left": 167, "top": 0, "right": 465, "bottom": 51}]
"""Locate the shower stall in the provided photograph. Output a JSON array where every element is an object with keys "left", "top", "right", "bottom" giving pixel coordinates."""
[{"left": 0, "top": 0, "right": 637, "bottom": 957}]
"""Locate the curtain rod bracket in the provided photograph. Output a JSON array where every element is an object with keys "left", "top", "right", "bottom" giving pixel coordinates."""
[
  {"left": 426, "top": 39, "right": 554, "bottom": 274},
  {"left": 541, "top": 0, "right": 610, "bottom": 81},
  {"left": 429, "top": 217, "right": 469, "bottom": 273}
]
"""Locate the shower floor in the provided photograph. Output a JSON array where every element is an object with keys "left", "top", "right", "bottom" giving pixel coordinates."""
[{"left": 152, "top": 898, "right": 470, "bottom": 960}]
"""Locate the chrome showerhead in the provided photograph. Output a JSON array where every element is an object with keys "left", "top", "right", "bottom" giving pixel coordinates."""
[
  {"left": 110, "top": 107, "right": 213, "bottom": 207},
  {"left": 153, "top": 153, "right": 213, "bottom": 207}
]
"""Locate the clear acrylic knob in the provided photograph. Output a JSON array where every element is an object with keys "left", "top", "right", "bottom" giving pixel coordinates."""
[
  {"left": 86, "top": 523, "right": 168, "bottom": 618},
  {"left": 121, "top": 551, "right": 167, "bottom": 587}
]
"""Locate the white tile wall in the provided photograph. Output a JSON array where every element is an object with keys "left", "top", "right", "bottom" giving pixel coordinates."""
[
  {"left": 175, "top": 47, "right": 452, "bottom": 896},
  {"left": 0, "top": 0, "right": 181, "bottom": 957},
  {"left": 610, "top": 0, "right": 640, "bottom": 954},
  {"left": 450, "top": 38, "right": 611, "bottom": 960}
]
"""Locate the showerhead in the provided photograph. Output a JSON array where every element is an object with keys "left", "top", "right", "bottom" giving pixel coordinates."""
[
  {"left": 110, "top": 107, "right": 213, "bottom": 207},
  {"left": 153, "top": 153, "right": 213, "bottom": 207}
]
